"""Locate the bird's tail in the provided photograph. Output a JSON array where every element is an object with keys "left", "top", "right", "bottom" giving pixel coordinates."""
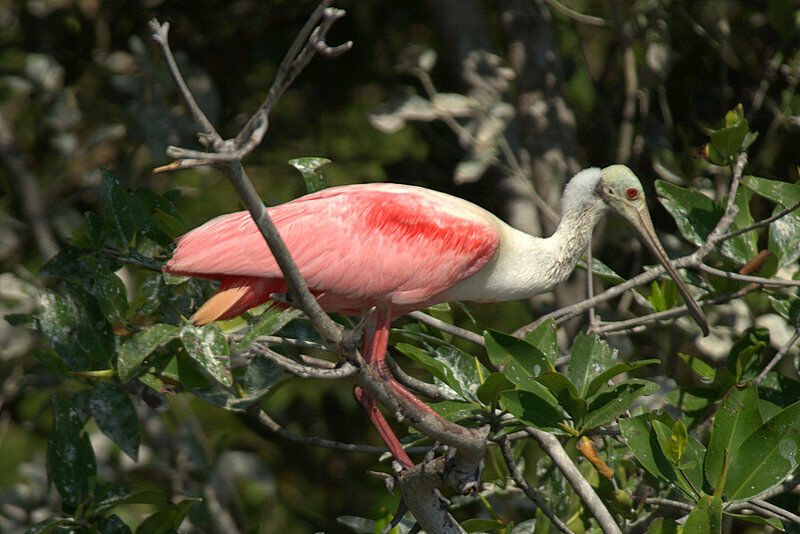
[{"left": 191, "top": 277, "right": 285, "bottom": 325}]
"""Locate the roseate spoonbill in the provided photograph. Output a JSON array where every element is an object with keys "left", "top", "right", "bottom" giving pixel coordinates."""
[{"left": 165, "top": 165, "right": 708, "bottom": 467}]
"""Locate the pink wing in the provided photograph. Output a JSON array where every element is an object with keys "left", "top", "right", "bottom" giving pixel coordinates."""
[{"left": 165, "top": 184, "right": 499, "bottom": 320}]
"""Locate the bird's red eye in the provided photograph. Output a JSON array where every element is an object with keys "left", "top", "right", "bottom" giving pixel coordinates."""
[{"left": 626, "top": 188, "right": 638, "bottom": 199}]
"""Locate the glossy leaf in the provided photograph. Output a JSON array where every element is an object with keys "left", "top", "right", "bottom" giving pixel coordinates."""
[
  {"left": 678, "top": 353, "right": 716, "bottom": 381},
  {"left": 484, "top": 329, "right": 552, "bottom": 373},
  {"left": 683, "top": 493, "right": 722, "bottom": 534},
  {"left": 705, "top": 383, "right": 762, "bottom": 488},
  {"left": 233, "top": 308, "right": 303, "bottom": 350},
  {"left": 102, "top": 167, "right": 136, "bottom": 249},
  {"left": 522, "top": 318, "right": 558, "bottom": 361},
  {"left": 396, "top": 343, "right": 475, "bottom": 401},
  {"left": 645, "top": 517, "right": 679, "bottom": 534},
  {"left": 585, "top": 358, "right": 660, "bottom": 398},
  {"left": 179, "top": 324, "right": 233, "bottom": 387},
  {"left": 134, "top": 498, "right": 197, "bottom": 534},
  {"left": 656, "top": 180, "right": 753, "bottom": 264},
  {"left": 89, "top": 382, "right": 140, "bottom": 460},
  {"left": 727, "top": 326, "right": 769, "bottom": 381},
  {"left": 582, "top": 379, "right": 659, "bottom": 431},
  {"left": 85, "top": 257, "right": 128, "bottom": 323},
  {"left": 536, "top": 372, "right": 586, "bottom": 424},
  {"left": 652, "top": 419, "right": 705, "bottom": 497},
  {"left": 476, "top": 372, "right": 515, "bottom": 406},
  {"left": 725, "top": 400, "right": 800, "bottom": 501},
  {"left": 769, "top": 204, "right": 800, "bottom": 267},
  {"left": 620, "top": 414, "right": 678, "bottom": 486},
  {"left": 567, "top": 333, "right": 617, "bottom": 397},
  {"left": 575, "top": 256, "right": 625, "bottom": 284},
  {"left": 241, "top": 354, "right": 284, "bottom": 403},
  {"left": 118, "top": 324, "right": 180, "bottom": 382},
  {"left": 37, "top": 289, "right": 87, "bottom": 370},
  {"left": 289, "top": 157, "right": 331, "bottom": 193},
  {"left": 47, "top": 394, "right": 97, "bottom": 508},
  {"left": 499, "top": 390, "right": 566, "bottom": 434},
  {"left": 668, "top": 419, "right": 688, "bottom": 464}
]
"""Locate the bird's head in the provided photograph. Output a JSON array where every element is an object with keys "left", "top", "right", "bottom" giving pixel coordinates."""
[{"left": 596, "top": 164, "right": 710, "bottom": 335}]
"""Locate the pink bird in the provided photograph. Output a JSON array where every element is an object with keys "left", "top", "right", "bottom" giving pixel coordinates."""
[{"left": 164, "top": 165, "right": 708, "bottom": 468}]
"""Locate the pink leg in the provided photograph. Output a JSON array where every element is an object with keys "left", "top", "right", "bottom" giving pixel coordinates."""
[{"left": 354, "top": 307, "right": 442, "bottom": 469}]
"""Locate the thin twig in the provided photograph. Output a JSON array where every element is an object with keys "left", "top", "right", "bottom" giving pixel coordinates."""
[
  {"left": 148, "top": 20, "right": 222, "bottom": 146},
  {"left": 597, "top": 285, "right": 758, "bottom": 336},
  {"left": 751, "top": 498, "right": 800, "bottom": 525},
  {"left": 525, "top": 428, "right": 622, "bottom": 534},
  {"left": 251, "top": 344, "right": 357, "bottom": 379},
  {"left": 697, "top": 263, "right": 800, "bottom": 287},
  {"left": 642, "top": 497, "right": 693, "bottom": 512},
  {"left": 719, "top": 198, "right": 800, "bottom": 241},
  {"left": 755, "top": 325, "right": 800, "bottom": 384},
  {"left": 408, "top": 311, "right": 485, "bottom": 346},
  {"left": 499, "top": 437, "right": 575, "bottom": 534}
]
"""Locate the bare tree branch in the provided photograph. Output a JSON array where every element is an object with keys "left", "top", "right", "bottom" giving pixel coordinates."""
[
  {"left": 499, "top": 436, "right": 575, "bottom": 534},
  {"left": 525, "top": 428, "right": 622, "bottom": 534},
  {"left": 407, "top": 311, "right": 486, "bottom": 347}
]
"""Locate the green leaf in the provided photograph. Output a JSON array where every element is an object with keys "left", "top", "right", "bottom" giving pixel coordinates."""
[
  {"left": 47, "top": 394, "right": 97, "bottom": 508},
  {"left": 522, "top": 318, "right": 558, "bottom": 361},
  {"left": 40, "top": 246, "right": 92, "bottom": 280},
  {"left": 232, "top": 308, "right": 303, "bottom": 351},
  {"left": 180, "top": 325, "right": 233, "bottom": 387},
  {"left": 117, "top": 324, "right": 180, "bottom": 382},
  {"left": 430, "top": 400, "right": 478, "bottom": 422},
  {"left": 289, "top": 157, "right": 331, "bottom": 193},
  {"left": 476, "top": 372, "right": 515, "bottom": 406},
  {"left": 89, "top": 382, "right": 140, "bottom": 460},
  {"left": 678, "top": 353, "right": 716, "bottom": 381},
  {"left": 652, "top": 419, "right": 705, "bottom": 497},
  {"left": 645, "top": 517, "right": 679, "bottom": 534},
  {"left": 240, "top": 354, "right": 284, "bottom": 403},
  {"left": 758, "top": 372, "right": 800, "bottom": 409},
  {"left": 575, "top": 256, "right": 625, "bottom": 284},
  {"left": 725, "top": 400, "right": 800, "bottom": 501},
  {"left": 484, "top": 329, "right": 553, "bottom": 372},
  {"left": 620, "top": 414, "right": 679, "bottom": 486},
  {"left": 135, "top": 498, "right": 197, "bottom": 534},
  {"left": 582, "top": 379, "right": 659, "bottom": 431},
  {"left": 741, "top": 174, "right": 800, "bottom": 266},
  {"left": 102, "top": 167, "right": 136, "bottom": 249},
  {"left": 656, "top": 181, "right": 753, "bottom": 264},
  {"left": 586, "top": 359, "right": 660, "bottom": 398},
  {"left": 396, "top": 343, "right": 481, "bottom": 401},
  {"left": 668, "top": 419, "right": 688, "bottom": 464},
  {"left": 722, "top": 512, "right": 784, "bottom": 531},
  {"left": 499, "top": 390, "right": 567, "bottom": 434},
  {"left": 727, "top": 326, "right": 769, "bottom": 382},
  {"left": 683, "top": 494, "right": 722, "bottom": 534},
  {"left": 705, "top": 383, "right": 762, "bottom": 489},
  {"left": 769, "top": 204, "right": 800, "bottom": 267},
  {"left": 37, "top": 289, "right": 87, "bottom": 370},
  {"left": 567, "top": 333, "right": 617, "bottom": 397},
  {"left": 535, "top": 372, "right": 586, "bottom": 424},
  {"left": 85, "top": 257, "right": 128, "bottom": 323},
  {"left": 709, "top": 113, "right": 750, "bottom": 164}
]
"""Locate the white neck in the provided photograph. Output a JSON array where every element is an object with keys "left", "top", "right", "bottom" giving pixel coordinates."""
[{"left": 438, "top": 168, "right": 607, "bottom": 303}]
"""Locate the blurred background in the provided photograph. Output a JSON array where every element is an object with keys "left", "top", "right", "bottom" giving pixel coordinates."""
[{"left": 1, "top": 0, "right": 798, "bottom": 532}]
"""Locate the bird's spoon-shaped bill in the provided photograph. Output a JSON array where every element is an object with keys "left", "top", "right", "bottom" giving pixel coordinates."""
[{"left": 627, "top": 205, "right": 709, "bottom": 336}]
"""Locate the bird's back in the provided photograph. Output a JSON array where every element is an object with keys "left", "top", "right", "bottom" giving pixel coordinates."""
[{"left": 165, "top": 183, "right": 500, "bottom": 321}]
